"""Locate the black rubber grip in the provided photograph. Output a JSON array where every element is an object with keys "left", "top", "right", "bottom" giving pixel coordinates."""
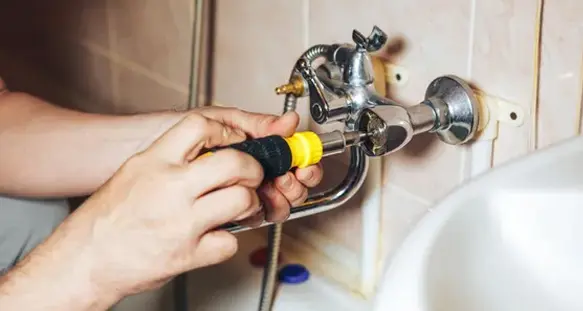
[{"left": 215, "top": 135, "right": 292, "bottom": 180}]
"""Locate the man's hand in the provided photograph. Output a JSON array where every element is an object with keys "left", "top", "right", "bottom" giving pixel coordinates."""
[
  {"left": 197, "top": 106, "right": 324, "bottom": 224},
  {"left": 0, "top": 107, "right": 324, "bottom": 310},
  {"left": 0, "top": 113, "right": 270, "bottom": 310}
]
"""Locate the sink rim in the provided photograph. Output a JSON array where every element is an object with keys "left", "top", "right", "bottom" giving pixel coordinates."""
[{"left": 373, "top": 135, "right": 583, "bottom": 310}]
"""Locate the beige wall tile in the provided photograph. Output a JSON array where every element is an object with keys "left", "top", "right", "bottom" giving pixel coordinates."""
[
  {"left": 379, "top": 185, "right": 429, "bottom": 273},
  {"left": 471, "top": 0, "right": 539, "bottom": 165},
  {"left": 212, "top": 0, "right": 308, "bottom": 122},
  {"left": 115, "top": 64, "right": 187, "bottom": 114},
  {"left": 20, "top": 40, "right": 116, "bottom": 113},
  {"left": 310, "top": 0, "right": 471, "bottom": 102},
  {"left": 537, "top": 0, "right": 583, "bottom": 149},
  {"left": 78, "top": 0, "right": 110, "bottom": 48},
  {"left": 18, "top": 0, "right": 110, "bottom": 47},
  {"left": 383, "top": 139, "right": 465, "bottom": 202},
  {"left": 284, "top": 157, "right": 364, "bottom": 253},
  {"left": 66, "top": 45, "right": 116, "bottom": 113},
  {"left": 108, "top": 0, "right": 192, "bottom": 87},
  {"left": 0, "top": 2, "right": 41, "bottom": 46},
  {"left": 0, "top": 49, "right": 71, "bottom": 107}
]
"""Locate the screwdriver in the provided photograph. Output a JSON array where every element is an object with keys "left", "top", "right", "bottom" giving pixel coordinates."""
[{"left": 199, "top": 130, "right": 367, "bottom": 180}]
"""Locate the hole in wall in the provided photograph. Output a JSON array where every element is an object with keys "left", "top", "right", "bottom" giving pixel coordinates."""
[
  {"left": 395, "top": 73, "right": 402, "bottom": 81},
  {"left": 510, "top": 112, "right": 517, "bottom": 120}
]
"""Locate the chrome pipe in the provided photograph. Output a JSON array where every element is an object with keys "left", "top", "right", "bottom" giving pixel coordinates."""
[
  {"left": 220, "top": 43, "right": 369, "bottom": 234},
  {"left": 406, "top": 103, "right": 437, "bottom": 134},
  {"left": 221, "top": 146, "right": 368, "bottom": 233}
]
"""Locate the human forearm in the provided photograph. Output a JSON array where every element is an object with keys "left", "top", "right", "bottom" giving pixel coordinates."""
[
  {"left": 0, "top": 211, "right": 120, "bottom": 311},
  {"left": 0, "top": 92, "right": 184, "bottom": 197}
]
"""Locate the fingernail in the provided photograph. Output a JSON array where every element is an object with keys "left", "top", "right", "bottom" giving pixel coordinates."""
[{"left": 277, "top": 174, "right": 292, "bottom": 190}]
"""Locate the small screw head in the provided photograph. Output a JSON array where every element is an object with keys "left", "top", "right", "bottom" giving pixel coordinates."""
[{"left": 310, "top": 103, "right": 326, "bottom": 123}]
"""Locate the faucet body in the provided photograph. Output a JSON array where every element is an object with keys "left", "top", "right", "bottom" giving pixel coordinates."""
[
  {"left": 223, "top": 26, "right": 480, "bottom": 233},
  {"left": 295, "top": 27, "right": 479, "bottom": 157}
]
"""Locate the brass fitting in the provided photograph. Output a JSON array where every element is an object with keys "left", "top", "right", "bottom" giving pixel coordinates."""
[{"left": 275, "top": 76, "right": 305, "bottom": 96}]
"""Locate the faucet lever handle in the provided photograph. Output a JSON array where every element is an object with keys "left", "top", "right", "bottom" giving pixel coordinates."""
[
  {"left": 352, "top": 29, "right": 368, "bottom": 49},
  {"left": 352, "top": 26, "right": 388, "bottom": 53}
]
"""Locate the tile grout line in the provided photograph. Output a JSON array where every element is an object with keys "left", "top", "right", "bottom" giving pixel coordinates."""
[
  {"left": 460, "top": 0, "right": 477, "bottom": 183},
  {"left": 303, "top": 0, "right": 310, "bottom": 50},
  {"left": 531, "top": 0, "right": 545, "bottom": 150},
  {"left": 576, "top": 52, "right": 583, "bottom": 135},
  {"left": 387, "top": 184, "right": 432, "bottom": 207},
  {"left": 304, "top": 0, "right": 317, "bottom": 132}
]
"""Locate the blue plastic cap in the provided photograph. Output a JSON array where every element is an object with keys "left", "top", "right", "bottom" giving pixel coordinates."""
[{"left": 278, "top": 264, "right": 310, "bottom": 284}]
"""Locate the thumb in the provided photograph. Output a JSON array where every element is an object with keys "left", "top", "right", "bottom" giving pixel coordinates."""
[
  {"left": 199, "top": 107, "right": 300, "bottom": 138},
  {"left": 145, "top": 113, "right": 245, "bottom": 164},
  {"left": 267, "top": 111, "right": 300, "bottom": 137}
]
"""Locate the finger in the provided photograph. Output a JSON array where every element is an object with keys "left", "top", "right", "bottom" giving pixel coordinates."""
[
  {"left": 191, "top": 185, "right": 260, "bottom": 231},
  {"left": 187, "top": 149, "right": 264, "bottom": 197},
  {"left": 274, "top": 172, "right": 309, "bottom": 207},
  {"left": 258, "top": 182, "right": 290, "bottom": 223},
  {"left": 234, "top": 202, "right": 263, "bottom": 221},
  {"left": 188, "top": 230, "right": 238, "bottom": 269},
  {"left": 146, "top": 113, "right": 245, "bottom": 164},
  {"left": 235, "top": 209, "right": 265, "bottom": 228},
  {"left": 294, "top": 163, "right": 323, "bottom": 188},
  {"left": 197, "top": 106, "right": 299, "bottom": 138}
]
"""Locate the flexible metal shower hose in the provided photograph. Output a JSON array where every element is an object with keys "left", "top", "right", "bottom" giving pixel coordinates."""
[{"left": 257, "top": 44, "right": 330, "bottom": 311}]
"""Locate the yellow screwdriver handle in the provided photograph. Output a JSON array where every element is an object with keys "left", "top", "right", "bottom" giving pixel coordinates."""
[{"left": 198, "top": 131, "right": 323, "bottom": 179}]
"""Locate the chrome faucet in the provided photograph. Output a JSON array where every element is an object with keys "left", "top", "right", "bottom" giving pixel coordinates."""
[
  {"left": 280, "top": 26, "right": 480, "bottom": 157},
  {"left": 222, "top": 26, "right": 480, "bottom": 233}
]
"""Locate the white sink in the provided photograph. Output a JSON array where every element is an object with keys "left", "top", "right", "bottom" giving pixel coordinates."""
[{"left": 374, "top": 136, "right": 583, "bottom": 311}]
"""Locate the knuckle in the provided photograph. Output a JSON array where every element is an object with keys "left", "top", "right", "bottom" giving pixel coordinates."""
[
  {"left": 184, "top": 112, "right": 206, "bottom": 124},
  {"left": 221, "top": 236, "right": 239, "bottom": 258},
  {"left": 231, "top": 185, "right": 255, "bottom": 207},
  {"left": 282, "top": 181, "right": 302, "bottom": 199},
  {"left": 222, "top": 149, "right": 248, "bottom": 167},
  {"left": 122, "top": 153, "right": 150, "bottom": 172},
  {"left": 291, "top": 188, "right": 308, "bottom": 206},
  {"left": 279, "top": 205, "right": 291, "bottom": 222},
  {"left": 183, "top": 114, "right": 210, "bottom": 134},
  {"left": 221, "top": 107, "right": 238, "bottom": 115},
  {"left": 225, "top": 150, "right": 263, "bottom": 176},
  {"left": 257, "top": 115, "right": 277, "bottom": 131},
  {"left": 210, "top": 150, "right": 264, "bottom": 187}
]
